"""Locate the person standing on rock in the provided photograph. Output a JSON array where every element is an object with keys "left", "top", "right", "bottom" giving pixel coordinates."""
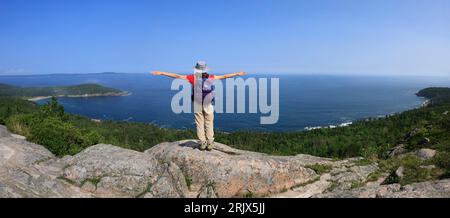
[{"left": 152, "top": 61, "right": 246, "bottom": 150}]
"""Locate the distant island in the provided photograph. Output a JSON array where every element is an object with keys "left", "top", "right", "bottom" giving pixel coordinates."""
[{"left": 0, "top": 83, "right": 129, "bottom": 101}]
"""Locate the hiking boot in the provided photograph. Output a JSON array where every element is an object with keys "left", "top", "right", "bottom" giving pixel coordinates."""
[
  {"left": 206, "top": 141, "right": 215, "bottom": 151},
  {"left": 199, "top": 141, "right": 207, "bottom": 150}
]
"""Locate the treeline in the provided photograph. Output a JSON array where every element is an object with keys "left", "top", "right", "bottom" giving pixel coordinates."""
[
  {"left": 0, "top": 83, "right": 123, "bottom": 98},
  {"left": 217, "top": 104, "right": 450, "bottom": 158},
  {"left": 0, "top": 88, "right": 449, "bottom": 160}
]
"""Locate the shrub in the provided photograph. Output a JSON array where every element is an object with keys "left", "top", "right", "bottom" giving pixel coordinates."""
[
  {"left": 80, "top": 130, "right": 103, "bottom": 147},
  {"left": 306, "top": 163, "right": 332, "bottom": 174},
  {"left": 6, "top": 113, "right": 37, "bottom": 138},
  {"left": 433, "top": 152, "right": 450, "bottom": 179},
  {"left": 380, "top": 154, "right": 445, "bottom": 185},
  {"left": 28, "top": 117, "right": 87, "bottom": 156},
  {"left": 39, "top": 96, "right": 66, "bottom": 119},
  {"left": 6, "top": 101, "right": 102, "bottom": 157}
]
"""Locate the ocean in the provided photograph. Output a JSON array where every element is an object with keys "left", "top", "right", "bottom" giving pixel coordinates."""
[{"left": 1, "top": 73, "right": 449, "bottom": 132}]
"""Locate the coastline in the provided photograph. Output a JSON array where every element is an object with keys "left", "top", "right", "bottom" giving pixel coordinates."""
[
  {"left": 304, "top": 93, "right": 431, "bottom": 131},
  {"left": 24, "top": 88, "right": 434, "bottom": 133},
  {"left": 27, "top": 91, "right": 131, "bottom": 102}
]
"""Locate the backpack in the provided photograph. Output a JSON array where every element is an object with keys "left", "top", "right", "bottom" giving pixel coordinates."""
[{"left": 191, "top": 73, "right": 215, "bottom": 104}]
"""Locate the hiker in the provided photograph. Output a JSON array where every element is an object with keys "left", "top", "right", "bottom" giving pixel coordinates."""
[{"left": 152, "top": 61, "right": 246, "bottom": 150}]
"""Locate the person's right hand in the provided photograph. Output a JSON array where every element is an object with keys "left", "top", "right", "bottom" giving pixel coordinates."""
[{"left": 152, "top": 71, "right": 163, "bottom": 75}]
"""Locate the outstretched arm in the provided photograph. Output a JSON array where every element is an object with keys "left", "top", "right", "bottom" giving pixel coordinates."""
[
  {"left": 215, "top": 71, "right": 246, "bottom": 80},
  {"left": 151, "top": 71, "right": 187, "bottom": 79}
]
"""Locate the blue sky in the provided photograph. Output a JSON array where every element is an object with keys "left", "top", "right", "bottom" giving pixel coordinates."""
[{"left": 0, "top": 0, "right": 449, "bottom": 76}]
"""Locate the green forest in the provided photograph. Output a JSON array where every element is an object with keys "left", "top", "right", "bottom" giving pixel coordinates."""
[
  {"left": 0, "top": 83, "right": 124, "bottom": 98},
  {"left": 1, "top": 86, "right": 449, "bottom": 185}
]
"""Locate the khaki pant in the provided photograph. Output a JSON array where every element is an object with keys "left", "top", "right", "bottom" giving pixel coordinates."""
[{"left": 194, "top": 103, "right": 214, "bottom": 143}]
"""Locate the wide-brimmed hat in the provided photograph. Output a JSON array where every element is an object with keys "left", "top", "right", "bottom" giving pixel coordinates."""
[{"left": 193, "top": 61, "right": 210, "bottom": 73}]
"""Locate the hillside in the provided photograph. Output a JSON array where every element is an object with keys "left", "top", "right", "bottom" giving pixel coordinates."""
[
  {"left": 0, "top": 83, "right": 128, "bottom": 99},
  {"left": 416, "top": 87, "right": 450, "bottom": 104},
  {"left": 0, "top": 87, "right": 449, "bottom": 191},
  {"left": 1, "top": 125, "right": 449, "bottom": 198}
]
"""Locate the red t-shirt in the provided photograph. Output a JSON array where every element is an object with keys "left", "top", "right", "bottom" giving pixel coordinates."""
[{"left": 186, "top": 74, "right": 215, "bottom": 86}]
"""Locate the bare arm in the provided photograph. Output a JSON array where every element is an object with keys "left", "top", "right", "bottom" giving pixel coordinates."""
[
  {"left": 151, "top": 71, "right": 187, "bottom": 79},
  {"left": 215, "top": 71, "right": 246, "bottom": 80}
]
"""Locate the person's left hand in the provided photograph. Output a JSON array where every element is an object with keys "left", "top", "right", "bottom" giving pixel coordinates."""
[{"left": 237, "top": 71, "right": 246, "bottom": 76}]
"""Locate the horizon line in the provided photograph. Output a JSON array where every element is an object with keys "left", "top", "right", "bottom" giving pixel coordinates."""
[{"left": 1, "top": 72, "right": 450, "bottom": 78}]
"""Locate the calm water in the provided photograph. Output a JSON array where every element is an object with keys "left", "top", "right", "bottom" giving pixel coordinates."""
[{"left": 1, "top": 73, "right": 449, "bottom": 132}]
